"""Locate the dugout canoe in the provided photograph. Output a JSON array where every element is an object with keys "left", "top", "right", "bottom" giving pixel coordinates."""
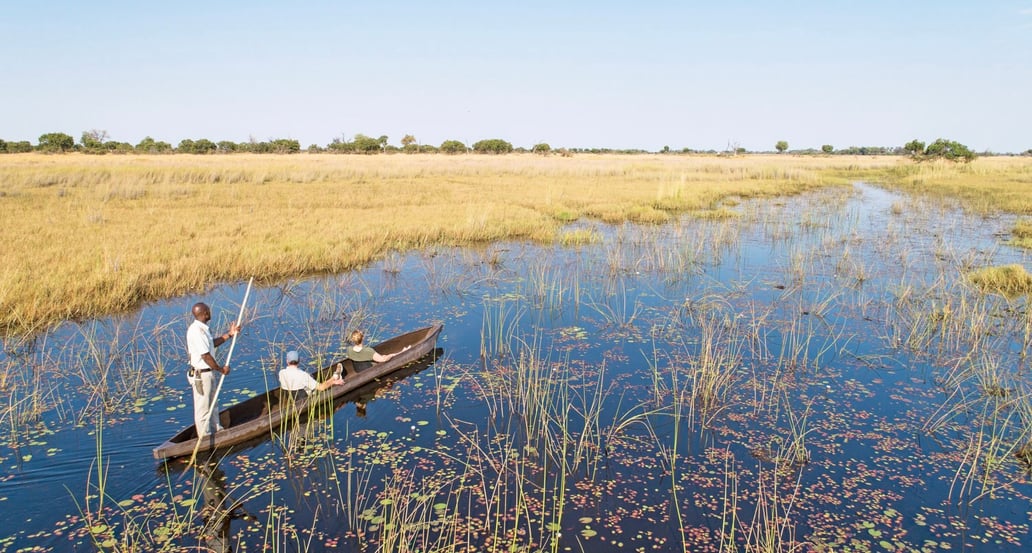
[{"left": 153, "top": 323, "right": 443, "bottom": 460}]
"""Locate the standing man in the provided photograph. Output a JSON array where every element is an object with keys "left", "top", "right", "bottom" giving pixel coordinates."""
[{"left": 187, "top": 302, "right": 242, "bottom": 437}]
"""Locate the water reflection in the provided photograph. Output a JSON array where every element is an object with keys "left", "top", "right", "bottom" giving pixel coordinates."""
[{"left": 194, "top": 459, "right": 249, "bottom": 553}]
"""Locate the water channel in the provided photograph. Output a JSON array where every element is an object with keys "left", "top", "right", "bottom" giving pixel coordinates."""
[{"left": 1, "top": 183, "right": 1030, "bottom": 551}]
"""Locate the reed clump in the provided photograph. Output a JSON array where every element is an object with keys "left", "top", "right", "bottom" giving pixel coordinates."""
[{"left": 965, "top": 264, "right": 1032, "bottom": 298}]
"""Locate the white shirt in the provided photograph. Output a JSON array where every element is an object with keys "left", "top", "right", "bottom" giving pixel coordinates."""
[
  {"left": 279, "top": 364, "right": 318, "bottom": 393},
  {"left": 187, "top": 320, "right": 215, "bottom": 370}
]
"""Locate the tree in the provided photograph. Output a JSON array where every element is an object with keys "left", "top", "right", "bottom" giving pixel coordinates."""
[
  {"left": 440, "top": 140, "right": 467, "bottom": 154},
  {"left": 472, "top": 138, "right": 513, "bottom": 154},
  {"left": 270, "top": 139, "right": 300, "bottom": 154},
  {"left": 775, "top": 140, "right": 789, "bottom": 153},
  {"left": 922, "top": 138, "right": 976, "bottom": 163},
  {"left": 194, "top": 139, "right": 217, "bottom": 154},
  {"left": 136, "top": 136, "right": 172, "bottom": 153},
  {"left": 346, "top": 134, "right": 379, "bottom": 154},
  {"left": 903, "top": 139, "right": 925, "bottom": 157},
  {"left": 401, "top": 134, "right": 420, "bottom": 153},
  {"left": 80, "top": 129, "right": 109, "bottom": 151},
  {"left": 5, "top": 140, "right": 32, "bottom": 153},
  {"left": 532, "top": 143, "right": 551, "bottom": 155},
  {"left": 821, "top": 144, "right": 834, "bottom": 154},
  {"left": 38, "top": 132, "right": 75, "bottom": 153}
]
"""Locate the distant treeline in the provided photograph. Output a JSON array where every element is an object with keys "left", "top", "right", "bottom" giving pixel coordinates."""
[{"left": 1, "top": 131, "right": 1029, "bottom": 157}]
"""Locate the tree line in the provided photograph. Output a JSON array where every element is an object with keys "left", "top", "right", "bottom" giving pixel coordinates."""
[{"left": 1, "top": 130, "right": 1027, "bottom": 159}]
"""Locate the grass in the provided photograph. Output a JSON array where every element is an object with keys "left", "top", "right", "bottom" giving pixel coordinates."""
[
  {"left": 4, "top": 153, "right": 1030, "bottom": 336},
  {"left": 965, "top": 264, "right": 1032, "bottom": 297},
  {"left": 0, "top": 152, "right": 879, "bottom": 336}
]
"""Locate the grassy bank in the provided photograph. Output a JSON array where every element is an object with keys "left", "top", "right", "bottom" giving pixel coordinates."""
[{"left": 1, "top": 153, "right": 1029, "bottom": 335}]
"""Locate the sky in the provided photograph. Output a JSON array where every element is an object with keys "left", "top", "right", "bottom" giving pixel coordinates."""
[{"left": 2, "top": 1, "right": 1030, "bottom": 153}]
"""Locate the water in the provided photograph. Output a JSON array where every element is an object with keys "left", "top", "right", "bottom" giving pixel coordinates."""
[{"left": 1, "top": 183, "right": 1030, "bottom": 551}]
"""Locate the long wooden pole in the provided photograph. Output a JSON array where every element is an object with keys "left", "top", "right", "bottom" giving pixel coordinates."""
[
  {"left": 188, "top": 277, "right": 254, "bottom": 466},
  {"left": 210, "top": 276, "right": 254, "bottom": 408}
]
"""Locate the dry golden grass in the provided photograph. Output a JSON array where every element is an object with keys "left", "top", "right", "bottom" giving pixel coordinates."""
[
  {"left": 1, "top": 152, "right": 1029, "bottom": 335},
  {"left": 965, "top": 264, "right": 1032, "bottom": 298},
  {"left": 871, "top": 156, "right": 1032, "bottom": 215}
]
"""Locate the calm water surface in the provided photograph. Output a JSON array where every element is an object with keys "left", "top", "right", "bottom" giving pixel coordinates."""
[{"left": 1, "top": 183, "right": 1030, "bottom": 551}]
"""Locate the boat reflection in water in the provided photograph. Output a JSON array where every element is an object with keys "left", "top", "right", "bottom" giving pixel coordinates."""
[{"left": 194, "top": 460, "right": 251, "bottom": 553}]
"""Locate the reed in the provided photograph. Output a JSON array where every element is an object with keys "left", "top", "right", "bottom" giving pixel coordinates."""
[{"left": 717, "top": 449, "right": 806, "bottom": 553}]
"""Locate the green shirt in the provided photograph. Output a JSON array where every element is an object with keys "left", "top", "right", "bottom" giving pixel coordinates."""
[{"left": 348, "top": 346, "right": 376, "bottom": 363}]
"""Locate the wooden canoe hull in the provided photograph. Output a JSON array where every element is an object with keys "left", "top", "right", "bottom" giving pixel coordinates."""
[{"left": 153, "top": 323, "right": 443, "bottom": 460}]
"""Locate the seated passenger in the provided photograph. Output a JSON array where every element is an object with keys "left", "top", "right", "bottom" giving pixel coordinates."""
[
  {"left": 278, "top": 350, "right": 343, "bottom": 402},
  {"left": 346, "top": 330, "right": 410, "bottom": 369}
]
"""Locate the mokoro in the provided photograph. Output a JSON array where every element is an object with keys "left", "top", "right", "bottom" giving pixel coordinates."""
[{"left": 153, "top": 323, "right": 443, "bottom": 460}]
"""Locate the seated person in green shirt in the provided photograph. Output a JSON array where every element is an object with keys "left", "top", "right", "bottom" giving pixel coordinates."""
[{"left": 346, "top": 329, "right": 410, "bottom": 369}]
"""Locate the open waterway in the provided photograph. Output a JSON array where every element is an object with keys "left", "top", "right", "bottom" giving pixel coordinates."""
[{"left": 1, "top": 183, "right": 1030, "bottom": 551}]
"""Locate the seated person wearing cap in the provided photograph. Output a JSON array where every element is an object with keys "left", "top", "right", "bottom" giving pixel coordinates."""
[
  {"left": 346, "top": 330, "right": 410, "bottom": 371},
  {"left": 278, "top": 350, "right": 343, "bottom": 402}
]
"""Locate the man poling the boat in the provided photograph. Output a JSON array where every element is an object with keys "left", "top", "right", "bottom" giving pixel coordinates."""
[
  {"left": 187, "top": 302, "right": 242, "bottom": 437},
  {"left": 186, "top": 278, "right": 253, "bottom": 439}
]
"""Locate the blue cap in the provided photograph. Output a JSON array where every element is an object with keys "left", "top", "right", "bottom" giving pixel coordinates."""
[{"left": 286, "top": 350, "right": 299, "bottom": 364}]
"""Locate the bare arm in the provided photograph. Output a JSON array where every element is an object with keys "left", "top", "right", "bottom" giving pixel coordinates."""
[
  {"left": 372, "top": 345, "right": 411, "bottom": 363},
  {"left": 213, "top": 322, "right": 243, "bottom": 348},
  {"left": 201, "top": 352, "right": 229, "bottom": 375},
  {"left": 315, "top": 375, "right": 344, "bottom": 391}
]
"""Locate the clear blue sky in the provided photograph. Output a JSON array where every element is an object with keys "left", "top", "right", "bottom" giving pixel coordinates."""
[{"left": 2, "top": 1, "right": 1030, "bottom": 152}]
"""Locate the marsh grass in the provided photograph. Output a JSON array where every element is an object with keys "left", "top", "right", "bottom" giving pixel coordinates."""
[
  {"left": 1, "top": 351, "right": 66, "bottom": 443},
  {"left": 718, "top": 449, "right": 805, "bottom": 553},
  {"left": 965, "top": 264, "right": 1032, "bottom": 297},
  {"left": 2, "top": 153, "right": 892, "bottom": 335}
]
